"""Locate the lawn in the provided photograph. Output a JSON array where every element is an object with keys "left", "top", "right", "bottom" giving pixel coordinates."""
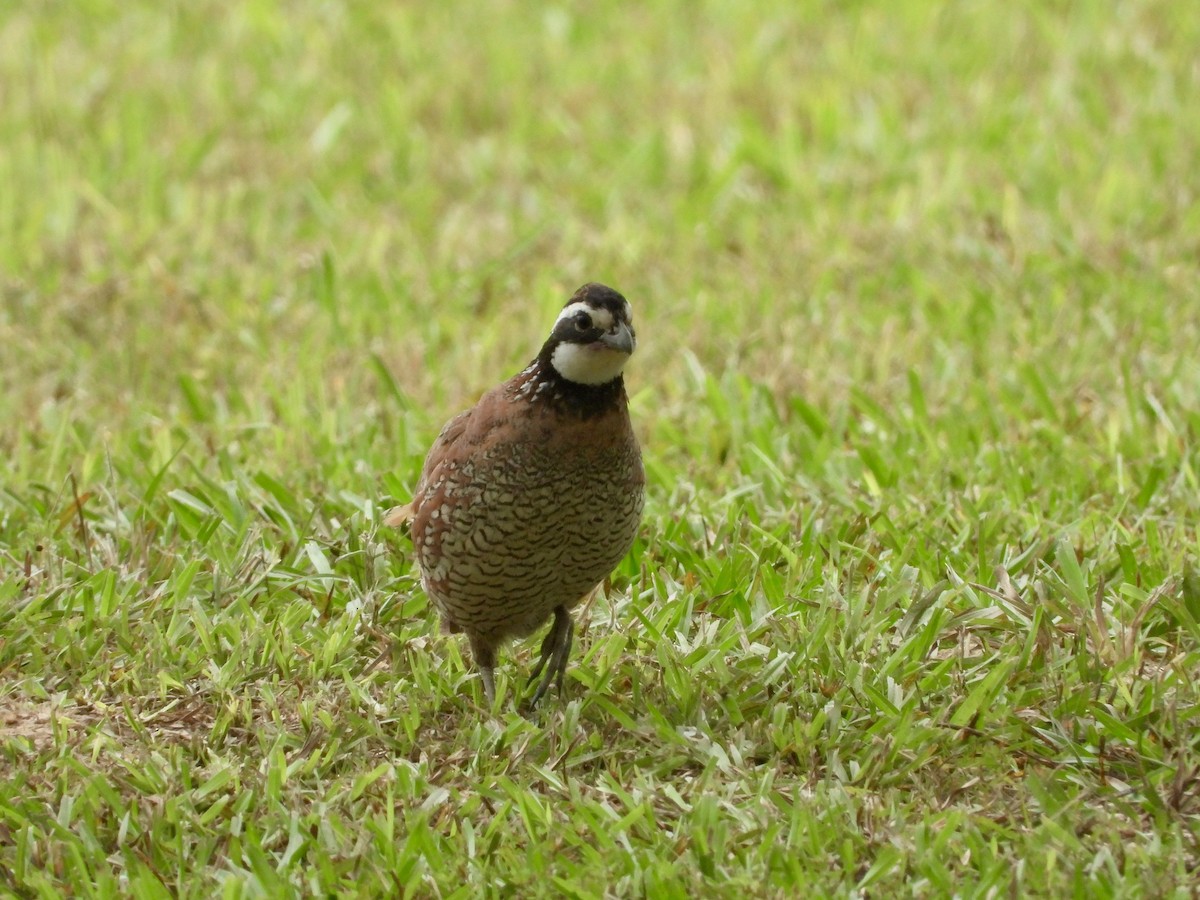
[{"left": 2, "top": 0, "right": 1199, "bottom": 895}]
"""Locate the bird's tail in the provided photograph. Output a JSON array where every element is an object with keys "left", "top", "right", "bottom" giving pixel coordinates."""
[{"left": 383, "top": 502, "right": 414, "bottom": 527}]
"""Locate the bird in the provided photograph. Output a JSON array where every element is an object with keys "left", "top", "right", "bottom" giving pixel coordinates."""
[{"left": 385, "top": 283, "right": 645, "bottom": 708}]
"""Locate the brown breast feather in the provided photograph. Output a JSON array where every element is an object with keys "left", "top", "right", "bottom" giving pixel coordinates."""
[{"left": 394, "top": 373, "right": 641, "bottom": 625}]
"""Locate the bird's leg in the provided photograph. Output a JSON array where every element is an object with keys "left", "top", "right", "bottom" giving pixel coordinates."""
[
  {"left": 480, "top": 666, "right": 496, "bottom": 706},
  {"left": 468, "top": 636, "right": 497, "bottom": 706},
  {"left": 555, "top": 618, "right": 574, "bottom": 696},
  {"left": 528, "top": 605, "right": 574, "bottom": 708},
  {"left": 527, "top": 619, "right": 557, "bottom": 684}
]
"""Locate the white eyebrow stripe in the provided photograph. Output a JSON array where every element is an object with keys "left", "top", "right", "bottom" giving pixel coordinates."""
[{"left": 556, "top": 301, "right": 615, "bottom": 329}]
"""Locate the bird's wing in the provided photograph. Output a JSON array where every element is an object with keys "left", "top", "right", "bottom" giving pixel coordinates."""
[{"left": 383, "top": 408, "right": 474, "bottom": 527}]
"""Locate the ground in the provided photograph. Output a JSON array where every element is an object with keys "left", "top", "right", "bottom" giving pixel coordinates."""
[{"left": 1, "top": 0, "right": 1199, "bottom": 896}]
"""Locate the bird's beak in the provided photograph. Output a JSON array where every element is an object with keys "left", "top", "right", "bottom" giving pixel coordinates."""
[{"left": 599, "top": 321, "right": 636, "bottom": 355}]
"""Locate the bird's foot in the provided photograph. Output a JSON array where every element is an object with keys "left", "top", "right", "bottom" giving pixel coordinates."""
[{"left": 527, "top": 606, "right": 573, "bottom": 709}]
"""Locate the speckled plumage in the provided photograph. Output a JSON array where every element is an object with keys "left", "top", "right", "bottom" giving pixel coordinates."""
[{"left": 386, "top": 283, "right": 645, "bottom": 707}]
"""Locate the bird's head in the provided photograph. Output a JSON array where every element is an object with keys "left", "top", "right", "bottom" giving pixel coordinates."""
[{"left": 540, "top": 283, "right": 637, "bottom": 386}]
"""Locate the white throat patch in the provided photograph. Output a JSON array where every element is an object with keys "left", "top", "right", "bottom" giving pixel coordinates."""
[{"left": 550, "top": 341, "right": 629, "bottom": 385}]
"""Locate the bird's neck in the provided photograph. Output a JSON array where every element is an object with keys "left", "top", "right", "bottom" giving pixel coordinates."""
[{"left": 510, "top": 357, "right": 628, "bottom": 419}]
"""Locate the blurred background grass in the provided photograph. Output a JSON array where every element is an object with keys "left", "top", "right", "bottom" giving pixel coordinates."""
[
  {"left": 5, "top": 0, "right": 1197, "bottom": 462},
  {"left": 5, "top": 0, "right": 1199, "bottom": 590}
]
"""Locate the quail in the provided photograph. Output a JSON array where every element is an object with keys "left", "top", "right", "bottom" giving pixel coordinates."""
[{"left": 385, "top": 283, "right": 645, "bottom": 708}]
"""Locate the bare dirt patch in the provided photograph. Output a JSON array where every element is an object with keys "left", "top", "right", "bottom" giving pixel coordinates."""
[{"left": 0, "top": 698, "right": 59, "bottom": 752}]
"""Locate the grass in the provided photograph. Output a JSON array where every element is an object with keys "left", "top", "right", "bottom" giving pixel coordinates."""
[{"left": 2, "top": 0, "right": 1200, "bottom": 895}]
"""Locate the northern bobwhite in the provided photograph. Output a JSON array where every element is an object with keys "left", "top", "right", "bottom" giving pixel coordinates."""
[{"left": 386, "top": 283, "right": 645, "bottom": 707}]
